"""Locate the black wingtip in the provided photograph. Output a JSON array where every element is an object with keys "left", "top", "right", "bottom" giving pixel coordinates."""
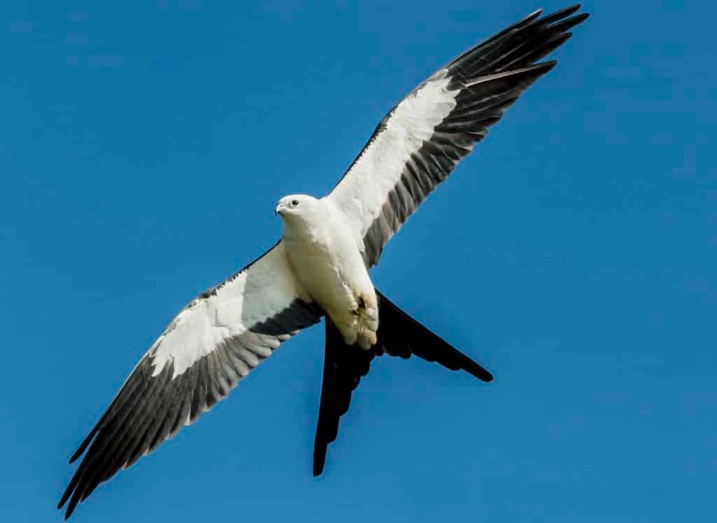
[
  {"left": 546, "top": 4, "right": 583, "bottom": 20},
  {"left": 572, "top": 12, "right": 590, "bottom": 24},
  {"left": 57, "top": 485, "right": 72, "bottom": 511},
  {"left": 68, "top": 449, "right": 82, "bottom": 465},
  {"left": 68, "top": 427, "right": 97, "bottom": 464},
  {"left": 537, "top": 59, "right": 558, "bottom": 72},
  {"left": 57, "top": 489, "right": 76, "bottom": 520},
  {"left": 63, "top": 497, "right": 79, "bottom": 520}
]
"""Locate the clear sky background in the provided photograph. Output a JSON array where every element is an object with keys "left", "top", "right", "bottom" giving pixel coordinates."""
[{"left": 1, "top": 1, "right": 715, "bottom": 521}]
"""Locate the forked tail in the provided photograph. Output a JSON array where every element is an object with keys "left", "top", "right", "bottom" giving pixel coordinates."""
[
  {"left": 313, "top": 289, "right": 492, "bottom": 475},
  {"left": 375, "top": 290, "right": 493, "bottom": 382}
]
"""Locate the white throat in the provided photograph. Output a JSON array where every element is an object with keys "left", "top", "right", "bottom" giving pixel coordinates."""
[{"left": 280, "top": 199, "right": 329, "bottom": 244}]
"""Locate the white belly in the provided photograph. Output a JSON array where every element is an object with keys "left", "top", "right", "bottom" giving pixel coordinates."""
[{"left": 283, "top": 208, "right": 378, "bottom": 349}]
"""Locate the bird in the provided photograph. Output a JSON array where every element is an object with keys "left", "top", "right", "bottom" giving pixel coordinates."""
[{"left": 58, "top": 5, "right": 589, "bottom": 519}]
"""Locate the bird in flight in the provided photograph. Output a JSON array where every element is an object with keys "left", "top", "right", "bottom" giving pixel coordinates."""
[{"left": 59, "top": 5, "right": 588, "bottom": 519}]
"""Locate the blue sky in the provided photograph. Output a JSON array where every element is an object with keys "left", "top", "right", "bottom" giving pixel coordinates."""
[{"left": 1, "top": 0, "right": 715, "bottom": 521}]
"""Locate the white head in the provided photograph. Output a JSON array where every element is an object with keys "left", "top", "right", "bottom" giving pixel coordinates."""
[{"left": 275, "top": 194, "right": 324, "bottom": 235}]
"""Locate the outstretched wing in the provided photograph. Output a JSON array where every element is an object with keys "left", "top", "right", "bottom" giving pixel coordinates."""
[
  {"left": 326, "top": 5, "right": 589, "bottom": 267},
  {"left": 313, "top": 290, "right": 492, "bottom": 476},
  {"left": 58, "top": 242, "right": 321, "bottom": 519}
]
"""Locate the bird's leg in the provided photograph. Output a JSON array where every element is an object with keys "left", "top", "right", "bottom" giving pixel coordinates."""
[{"left": 355, "top": 294, "right": 378, "bottom": 350}]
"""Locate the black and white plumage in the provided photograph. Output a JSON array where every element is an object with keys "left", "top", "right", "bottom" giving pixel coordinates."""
[
  {"left": 59, "top": 5, "right": 588, "bottom": 519},
  {"left": 58, "top": 243, "right": 323, "bottom": 518},
  {"left": 330, "top": 4, "right": 588, "bottom": 267}
]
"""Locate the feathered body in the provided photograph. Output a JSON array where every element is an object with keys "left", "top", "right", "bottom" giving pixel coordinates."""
[
  {"left": 58, "top": 6, "right": 589, "bottom": 519},
  {"left": 277, "top": 195, "right": 379, "bottom": 349}
]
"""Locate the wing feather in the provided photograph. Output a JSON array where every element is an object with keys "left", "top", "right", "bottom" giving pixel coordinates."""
[
  {"left": 327, "top": 5, "right": 589, "bottom": 267},
  {"left": 58, "top": 242, "right": 321, "bottom": 519}
]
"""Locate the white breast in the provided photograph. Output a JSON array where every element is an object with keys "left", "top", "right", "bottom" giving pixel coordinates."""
[{"left": 281, "top": 198, "right": 376, "bottom": 344}]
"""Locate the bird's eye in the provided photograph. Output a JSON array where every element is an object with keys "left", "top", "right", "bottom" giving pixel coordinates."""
[{"left": 291, "top": 199, "right": 299, "bottom": 206}]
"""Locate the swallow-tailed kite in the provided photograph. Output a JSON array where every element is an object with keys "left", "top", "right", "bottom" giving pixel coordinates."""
[{"left": 59, "top": 5, "right": 588, "bottom": 518}]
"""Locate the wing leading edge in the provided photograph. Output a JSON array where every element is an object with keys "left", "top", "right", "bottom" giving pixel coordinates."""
[
  {"left": 59, "top": 242, "right": 321, "bottom": 519},
  {"left": 327, "top": 5, "right": 589, "bottom": 267}
]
